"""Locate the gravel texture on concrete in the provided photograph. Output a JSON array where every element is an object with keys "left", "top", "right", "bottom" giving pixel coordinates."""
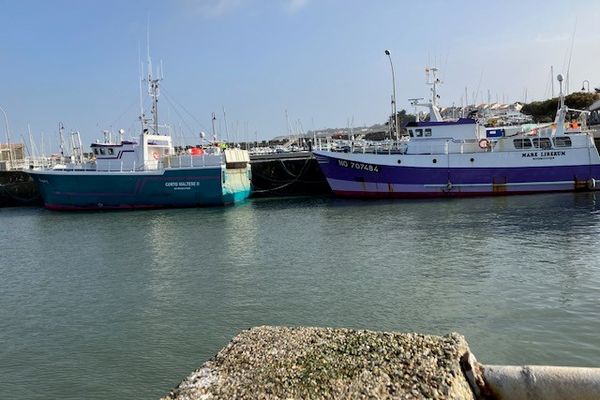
[{"left": 161, "top": 326, "right": 475, "bottom": 400}]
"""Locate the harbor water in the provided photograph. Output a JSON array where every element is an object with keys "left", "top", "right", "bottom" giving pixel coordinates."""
[{"left": 2, "top": 193, "right": 600, "bottom": 399}]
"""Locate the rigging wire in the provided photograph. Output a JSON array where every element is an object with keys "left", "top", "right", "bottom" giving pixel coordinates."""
[
  {"left": 107, "top": 99, "right": 140, "bottom": 131},
  {"left": 161, "top": 86, "right": 209, "bottom": 132},
  {"left": 160, "top": 93, "right": 197, "bottom": 141}
]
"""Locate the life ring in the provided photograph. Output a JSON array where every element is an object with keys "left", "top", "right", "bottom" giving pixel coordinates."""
[
  {"left": 152, "top": 151, "right": 160, "bottom": 160},
  {"left": 478, "top": 138, "right": 490, "bottom": 149}
]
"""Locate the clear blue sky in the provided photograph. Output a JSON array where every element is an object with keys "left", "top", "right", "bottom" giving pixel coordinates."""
[{"left": 1, "top": 0, "right": 600, "bottom": 151}]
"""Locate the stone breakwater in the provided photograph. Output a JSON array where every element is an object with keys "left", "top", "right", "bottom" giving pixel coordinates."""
[{"left": 161, "top": 326, "right": 474, "bottom": 400}]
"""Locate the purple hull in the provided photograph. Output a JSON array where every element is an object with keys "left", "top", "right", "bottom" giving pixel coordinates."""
[{"left": 315, "top": 153, "right": 600, "bottom": 198}]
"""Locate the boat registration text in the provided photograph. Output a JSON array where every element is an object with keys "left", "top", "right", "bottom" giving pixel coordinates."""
[
  {"left": 165, "top": 181, "right": 201, "bottom": 190},
  {"left": 337, "top": 159, "right": 380, "bottom": 173}
]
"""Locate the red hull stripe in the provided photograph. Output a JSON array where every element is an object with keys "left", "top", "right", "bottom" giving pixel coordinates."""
[{"left": 332, "top": 189, "right": 575, "bottom": 199}]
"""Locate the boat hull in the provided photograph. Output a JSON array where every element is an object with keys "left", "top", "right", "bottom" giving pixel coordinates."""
[
  {"left": 29, "top": 166, "right": 251, "bottom": 210},
  {"left": 313, "top": 151, "right": 600, "bottom": 198}
]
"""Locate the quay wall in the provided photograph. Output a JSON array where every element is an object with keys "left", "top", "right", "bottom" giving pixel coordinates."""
[
  {"left": 250, "top": 152, "right": 330, "bottom": 197},
  {"left": 0, "top": 170, "right": 41, "bottom": 207}
]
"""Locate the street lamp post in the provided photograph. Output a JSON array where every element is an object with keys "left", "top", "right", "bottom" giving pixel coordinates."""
[
  {"left": 581, "top": 80, "right": 590, "bottom": 93},
  {"left": 0, "top": 105, "right": 14, "bottom": 169},
  {"left": 384, "top": 49, "right": 399, "bottom": 142}
]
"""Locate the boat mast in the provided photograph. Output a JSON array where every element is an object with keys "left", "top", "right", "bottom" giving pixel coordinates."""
[
  {"left": 554, "top": 74, "right": 567, "bottom": 136},
  {"left": 143, "top": 23, "right": 161, "bottom": 135},
  {"left": 211, "top": 112, "right": 217, "bottom": 142},
  {"left": 58, "top": 122, "right": 65, "bottom": 162},
  {"left": 138, "top": 45, "right": 145, "bottom": 133},
  {"left": 148, "top": 69, "right": 160, "bottom": 135},
  {"left": 425, "top": 67, "right": 443, "bottom": 122}
]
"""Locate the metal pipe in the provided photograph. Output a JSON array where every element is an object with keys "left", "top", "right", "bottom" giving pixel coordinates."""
[
  {"left": 462, "top": 352, "right": 600, "bottom": 400},
  {"left": 483, "top": 365, "right": 600, "bottom": 400}
]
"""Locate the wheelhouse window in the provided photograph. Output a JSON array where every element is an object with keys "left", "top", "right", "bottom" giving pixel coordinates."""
[
  {"left": 513, "top": 139, "right": 532, "bottom": 149},
  {"left": 93, "top": 148, "right": 99, "bottom": 155},
  {"left": 99, "top": 148, "right": 106, "bottom": 155},
  {"left": 408, "top": 129, "right": 414, "bottom": 137},
  {"left": 108, "top": 148, "right": 114, "bottom": 155},
  {"left": 424, "top": 128, "right": 432, "bottom": 137},
  {"left": 554, "top": 137, "right": 572, "bottom": 148},
  {"left": 532, "top": 138, "right": 552, "bottom": 149},
  {"left": 415, "top": 129, "right": 423, "bottom": 137}
]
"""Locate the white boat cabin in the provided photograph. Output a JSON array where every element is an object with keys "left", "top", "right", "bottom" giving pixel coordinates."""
[
  {"left": 92, "top": 132, "right": 172, "bottom": 171},
  {"left": 403, "top": 116, "right": 585, "bottom": 156},
  {"left": 406, "top": 118, "right": 477, "bottom": 140}
]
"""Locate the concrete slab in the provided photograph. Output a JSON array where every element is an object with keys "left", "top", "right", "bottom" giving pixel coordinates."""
[{"left": 161, "top": 326, "right": 474, "bottom": 400}]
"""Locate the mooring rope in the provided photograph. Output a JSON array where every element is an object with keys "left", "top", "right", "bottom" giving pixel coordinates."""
[{"left": 251, "top": 156, "right": 315, "bottom": 193}]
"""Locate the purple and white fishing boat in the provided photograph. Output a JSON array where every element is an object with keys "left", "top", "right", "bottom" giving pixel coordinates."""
[{"left": 314, "top": 73, "right": 600, "bottom": 198}]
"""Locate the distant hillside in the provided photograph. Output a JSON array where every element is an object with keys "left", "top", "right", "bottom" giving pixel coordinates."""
[
  {"left": 299, "top": 110, "right": 416, "bottom": 142},
  {"left": 521, "top": 92, "right": 600, "bottom": 122}
]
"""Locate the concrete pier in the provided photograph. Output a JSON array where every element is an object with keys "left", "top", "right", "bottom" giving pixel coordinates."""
[
  {"left": 161, "top": 326, "right": 474, "bottom": 400},
  {"left": 162, "top": 326, "right": 600, "bottom": 399}
]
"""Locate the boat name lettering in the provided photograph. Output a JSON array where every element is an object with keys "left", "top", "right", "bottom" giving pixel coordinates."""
[
  {"left": 165, "top": 181, "right": 200, "bottom": 187},
  {"left": 522, "top": 151, "right": 566, "bottom": 158},
  {"left": 337, "top": 159, "right": 380, "bottom": 173}
]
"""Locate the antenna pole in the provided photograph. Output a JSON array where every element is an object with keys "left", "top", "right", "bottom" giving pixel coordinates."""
[
  {"left": 223, "top": 106, "right": 230, "bottom": 143},
  {"left": 211, "top": 112, "right": 217, "bottom": 142},
  {"left": 138, "top": 45, "right": 145, "bottom": 132},
  {"left": 551, "top": 66, "right": 555, "bottom": 98},
  {"left": 565, "top": 22, "right": 576, "bottom": 96},
  {"left": 144, "top": 18, "right": 161, "bottom": 135}
]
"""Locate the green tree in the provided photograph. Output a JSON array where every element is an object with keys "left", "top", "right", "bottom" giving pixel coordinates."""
[{"left": 521, "top": 92, "right": 599, "bottom": 122}]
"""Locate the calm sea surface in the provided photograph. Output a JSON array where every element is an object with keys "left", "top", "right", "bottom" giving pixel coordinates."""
[{"left": 2, "top": 193, "right": 600, "bottom": 399}]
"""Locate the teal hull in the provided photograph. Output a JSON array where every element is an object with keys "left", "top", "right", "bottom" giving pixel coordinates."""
[{"left": 29, "top": 166, "right": 251, "bottom": 210}]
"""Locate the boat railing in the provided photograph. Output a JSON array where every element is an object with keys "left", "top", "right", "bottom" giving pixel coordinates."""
[
  {"left": 316, "top": 139, "right": 409, "bottom": 155},
  {"left": 5, "top": 156, "right": 78, "bottom": 171},
  {"left": 67, "top": 153, "right": 224, "bottom": 173}
]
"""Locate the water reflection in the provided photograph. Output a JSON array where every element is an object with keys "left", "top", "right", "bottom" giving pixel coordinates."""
[{"left": 1, "top": 192, "right": 600, "bottom": 400}]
